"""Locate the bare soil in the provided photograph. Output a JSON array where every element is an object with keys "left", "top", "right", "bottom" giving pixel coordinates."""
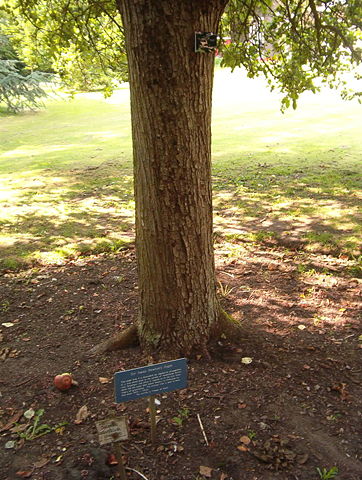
[{"left": 0, "top": 243, "right": 361, "bottom": 480}]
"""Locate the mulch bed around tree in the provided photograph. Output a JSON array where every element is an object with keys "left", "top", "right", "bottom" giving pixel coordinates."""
[{"left": 0, "top": 243, "right": 361, "bottom": 480}]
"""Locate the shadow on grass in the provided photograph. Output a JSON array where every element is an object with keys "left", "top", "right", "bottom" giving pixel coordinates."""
[
  {"left": 0, "top": 161, "right": 135, "bottom": 270},
  {"left": 213, "top": 161, "right": 361, "bottom": 257}
]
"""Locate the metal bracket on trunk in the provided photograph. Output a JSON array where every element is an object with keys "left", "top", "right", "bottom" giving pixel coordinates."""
[{"left": 195, "top": 32, "right": 218, "bottom": 53}]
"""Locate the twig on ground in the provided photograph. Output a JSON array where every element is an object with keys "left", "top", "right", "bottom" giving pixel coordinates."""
[
  {"left": 126, "top": 467, "right": 150, "bottom": 480},
  {"left": 197, "top": 413, "right": 209, "bottom": 446}
]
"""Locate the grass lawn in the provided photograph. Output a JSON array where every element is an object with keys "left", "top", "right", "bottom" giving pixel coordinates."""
[
  {"left": 212, "top": 70, "right": 361, "bottom": 260},
  {"left": 0, "top": 69, "right": 361, "bottom": 271}
]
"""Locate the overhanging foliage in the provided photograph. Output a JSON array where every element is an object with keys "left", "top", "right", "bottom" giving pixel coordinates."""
[
  {"left": 220, "top": 0, "right": 361, "bottom": 108},
  {"left": 4, "top": 0, "right": 360, "bottom": 105}
]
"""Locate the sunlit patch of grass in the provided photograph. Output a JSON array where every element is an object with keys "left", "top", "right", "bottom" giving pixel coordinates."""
[
  {"left": 347, "top": 255, "right": 362, "bottom": 278},
  {"left": 0, "top": 159, "right": 134, "bottom": 270},
  {"left": 248, "top": 230, "right": 277, "bottom": 243},
  {"left": 212, "top": 71, "right": 361, "bottom": 257},
  {"left": 0, "top": 93, "right": 135, "bottom": 268},
  {"left": 1, "top": 257, "right": 24, "bottom": 271},
  {"left": 226, "top": 243, "right": 248, "bottom": 258},
  {"left": 26, "top": 236, "right": 132, "bottom": 267},
  {"left": 303, "top": 231, "right": 337, "bottom": 246}
]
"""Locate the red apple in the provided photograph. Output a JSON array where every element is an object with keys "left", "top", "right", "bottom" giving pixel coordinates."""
[{"left": 54, "top": 373, "right": 73, "bottom": 391}]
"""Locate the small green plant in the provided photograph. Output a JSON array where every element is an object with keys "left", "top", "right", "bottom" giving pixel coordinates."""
[
  {"left": 313, "top": 314, "right": 323, "bottom": 326},
  {"left": 17, "top": 409, "right": 67, "bottom": 440},
  {"left": 249, "top": 230, "right": 276, "bottom": 243},
  {"left": 316, "top": 466, "right": 339, "bottom": 479},
  {"left": 218, "top": 281, "right": 234, "bottom": 297},
  {"left": 247, "top": 430, "right": 257, "bottom": 440},
  {"left": 305, "top": 232, "right": 336, "bottom": 246},
  {"left": 0, "top": 300, "right": 10, "bottom": 313},
  {"left": 297, "top": 263, "right": 317, "bottom": 276},
  {"left": 348, "top": 255, "right": 362, "bottom": 278},
  {"left": 1, "top": 257, "right": 22, "bottom": 271},
  {"left": 172, "top": 408, "right": 190, "bottom": 426},
  {"left": 326, "top": 413, "right": 342, "bottom": 421}
]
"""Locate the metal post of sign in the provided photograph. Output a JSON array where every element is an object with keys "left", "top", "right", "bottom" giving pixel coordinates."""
[
  {"left": 149, "top": 395, "right": 157, "bottom": 445},
  {"left": 113, "top": 441, "right": 127, "bottom": 480}
]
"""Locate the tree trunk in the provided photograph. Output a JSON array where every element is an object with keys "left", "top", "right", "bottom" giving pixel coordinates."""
[{"left": 117, "top": 0, "right": 230, "bottom": 356}]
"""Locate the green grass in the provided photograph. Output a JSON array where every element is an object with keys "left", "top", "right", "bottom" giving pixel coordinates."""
[
  {"left": 0, "top": 89, "right": 134, "bottom": 269},
  {"left": 212, "top": 70, "right": 362, "bottom": 258},
  {"left": 0, "top": 70, "right": 361, "bottom": 270}
]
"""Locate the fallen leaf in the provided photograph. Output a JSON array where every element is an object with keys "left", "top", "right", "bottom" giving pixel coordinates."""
[
  {"left": 9, "top": 349, "right": 20, "bottom": 358},
  {"left": 241, "top": 357, "right": 253, "bottom": 365},
  {"left": 2, "top": 323, "right": 14, "bottom": 328},
  {"left": 0, "top": 347, "right": 10, "bottom": 360},
  {"left": 239, "top": 435, "right": 251, "bottom": 445},
  {"left": 238, "top": 403, "right": 247, "bottom": 409},
  {"left": 74, "top": 405, "right": 89, "bottom": 424},
  {"left": 16, "top": 471, "right": 33, "bottom": 478},
  {"left": 33, "top": 457, "right": 50, "bottom": 469},
  {"left": 10, "top": 424, "right": 29, "bottom": 434},
  {"left": 298, "top": 325, "right": 306, "bottom": 330},
  {"left": 98, "top": 377, "right": 110, "bottom": 384},
  {"left": 297, "top": 453, "right": 309, "bottom": 464},
  {"left": 24, "top": 408, "right": 35, "bottom": 420},
  {"left": 17, "top": 438, "right": 25, "bottom": 449},
  {"left": 237, "top": 444, "right": 250, "bottom": 452},
  {"left": 0, "top": 410, "right": 23, "bottom": 432},
  {"left": 5, "top": 440, "right": 16, "bottom": 449},
  {"left": 199, "top": 465, "right": 213, "bottom": 477},
  {"left": 220, "top": 474, "right": 228, "bottom": 480},
  {"left": 107, "top": 453, "right": 118, "bottom": 465},
  {"left": 331, "top": 383, "right": 350, "bottom": 400}
]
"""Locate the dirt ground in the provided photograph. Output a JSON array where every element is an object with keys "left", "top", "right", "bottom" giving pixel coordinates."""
[{"left": 0, "top": 242, "right": 361, "bottom": 480}]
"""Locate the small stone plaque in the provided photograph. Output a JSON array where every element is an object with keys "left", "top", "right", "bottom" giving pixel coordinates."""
[{"left": 96, "top": 417, "right": 128, "bottom": 445}]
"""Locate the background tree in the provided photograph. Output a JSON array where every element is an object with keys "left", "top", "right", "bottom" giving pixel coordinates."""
[
  {"left": 0, "top": 14, "right": 52, "bottom": 112},
  {"left": 9, "top": 0, "right": 361, "bottom": 355},
  {"left": 3, "top": 0, "right": 127, "bottom": 93}
]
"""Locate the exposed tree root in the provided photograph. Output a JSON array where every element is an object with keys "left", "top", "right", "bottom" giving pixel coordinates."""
[
  {"left": 89, "top": 324, "right": 139, "bottom": 355},
  {"left": 209, "top": 307, "right": 244, "bottom": 342},
  {"left": 90, "top": 307, "right": 242, "bottom": 356}
]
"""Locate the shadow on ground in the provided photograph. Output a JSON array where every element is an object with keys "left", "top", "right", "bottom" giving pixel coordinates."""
[{"left": 0, "top": 244, "right": 361, "bottom": 479}]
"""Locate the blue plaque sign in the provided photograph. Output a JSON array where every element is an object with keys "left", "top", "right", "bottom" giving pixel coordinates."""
[{"left": 114, "top": 358, "right": 187, "bottom": 403}]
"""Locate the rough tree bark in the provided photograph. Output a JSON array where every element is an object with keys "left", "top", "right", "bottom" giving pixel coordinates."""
[{"left": 93, "top": 0, "right": 241, "bottom": 357}]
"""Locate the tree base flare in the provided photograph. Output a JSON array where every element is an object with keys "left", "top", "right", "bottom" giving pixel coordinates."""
[
  {"left": 215, "top": 307, "right": 244, "bottom": 342},
  {"left": 89, "top": 308, "right": 242, "bottom": 356}
]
